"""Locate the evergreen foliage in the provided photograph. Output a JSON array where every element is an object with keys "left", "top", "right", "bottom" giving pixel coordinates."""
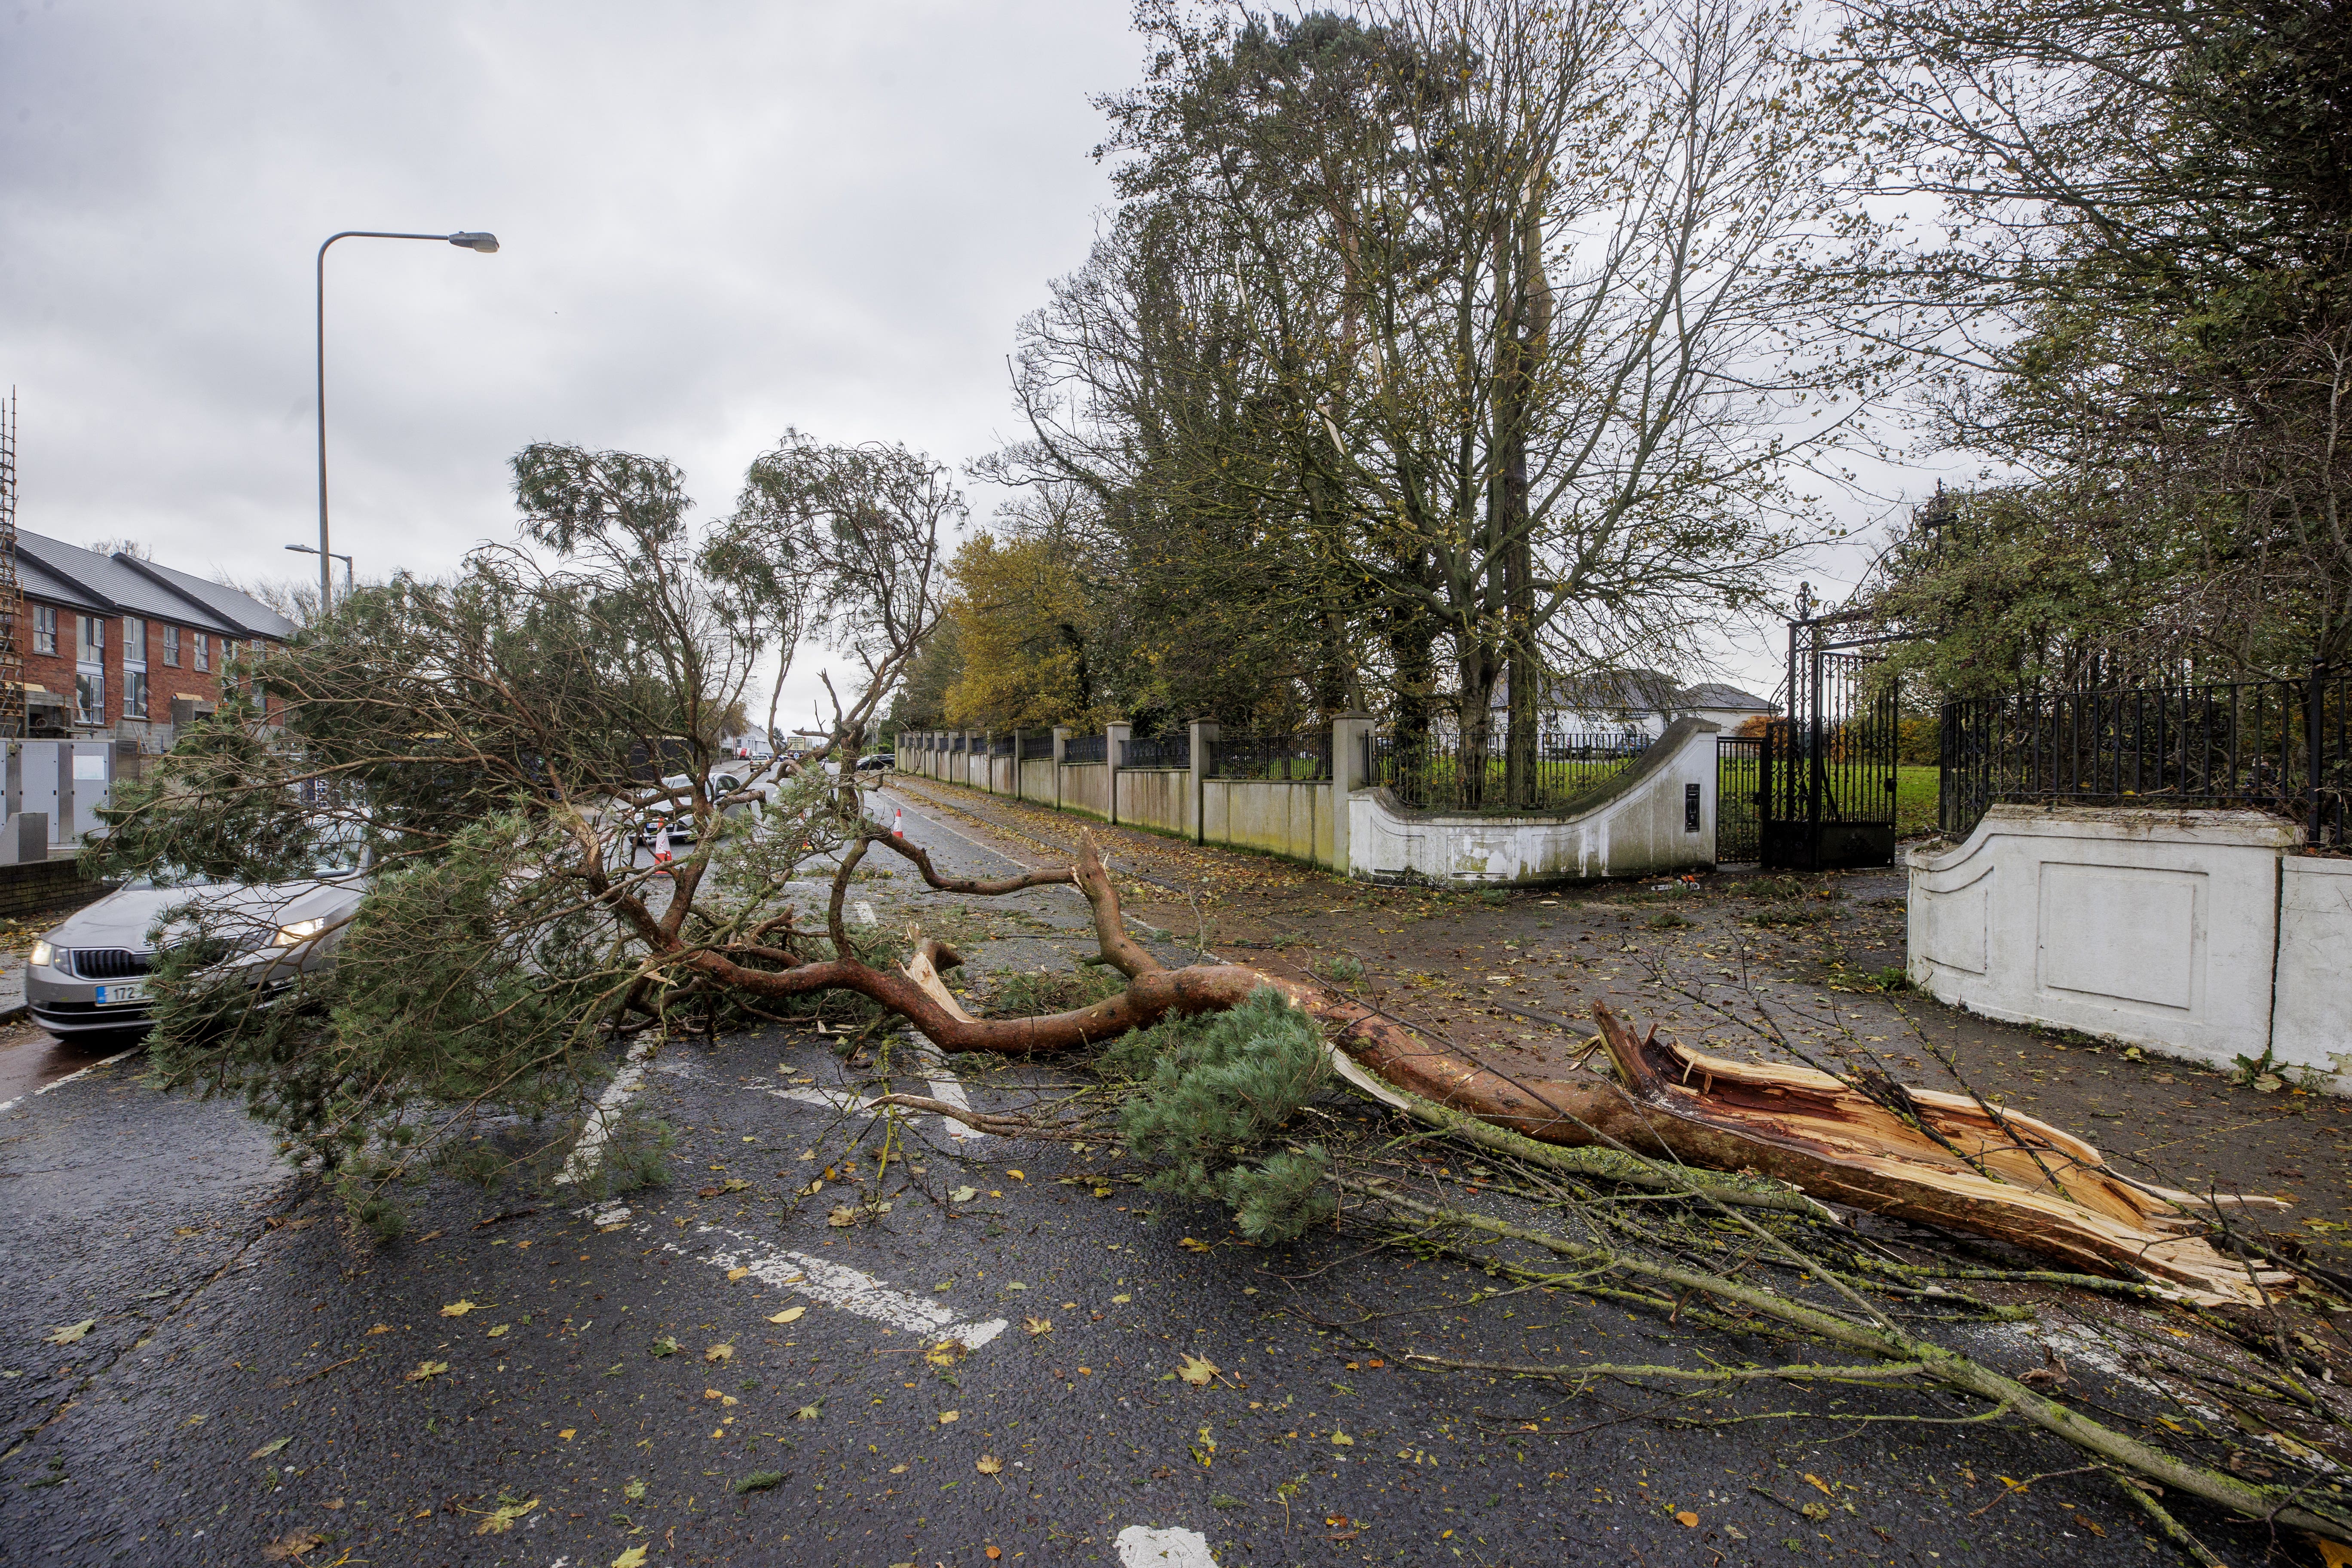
[{"left": 1112, "top": 987, "right": 1335, "bottom": 1242}]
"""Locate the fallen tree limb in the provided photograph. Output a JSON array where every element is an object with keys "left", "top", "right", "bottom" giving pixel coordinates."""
[{"left": 1348, "top": 1179, "right": 2351, "bottom": 1545}]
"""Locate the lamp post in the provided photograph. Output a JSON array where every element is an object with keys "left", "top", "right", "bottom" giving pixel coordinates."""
[
  {"left": 285, "top": 542, "right": 353, "bottom": 597},
  {"left": 315, "top": 229, "right": 499, "bottom": 612}
]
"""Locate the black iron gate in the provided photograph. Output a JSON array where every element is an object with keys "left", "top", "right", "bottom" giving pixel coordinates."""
[
  {"left": 1715, "top": 735, "right": 1762, "bottom": 862},
  {"left": 1757, "top": 624, "right": 1901, "bottom": 870}
]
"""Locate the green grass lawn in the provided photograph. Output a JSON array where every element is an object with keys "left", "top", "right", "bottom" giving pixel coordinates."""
[{"left": 1896, "top": 765, "right": 1940, "bottom": 836}]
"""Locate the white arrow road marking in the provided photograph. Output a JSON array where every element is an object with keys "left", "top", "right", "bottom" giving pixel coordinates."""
[
  {"left": 675, "top": 1223, "right": 1007, "bottom": 1348},
  {"left": 0, "top": 1044, "right": 142, "bottom": 1115},
  {"left": 1116, "top": 1525, "right": 1218, "bottom": 1566},
  {"left": 905, "top": 1035, "right": 986, "bottom": 1140},
  {"left": 554, "top": 1036, "right": 659, "bottom": 1189}
]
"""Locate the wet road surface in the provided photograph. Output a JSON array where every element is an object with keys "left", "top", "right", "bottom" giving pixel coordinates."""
[{"left": 0, "top": 791, "right": 2334, "bottom": 1565}]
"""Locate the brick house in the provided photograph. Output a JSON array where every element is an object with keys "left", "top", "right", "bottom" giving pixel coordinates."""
[{"left": 13, "top": 530, "right": 295, "bottom": 747}]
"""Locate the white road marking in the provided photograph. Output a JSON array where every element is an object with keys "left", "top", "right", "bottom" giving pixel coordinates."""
[
  {"left": 674, "top": 1222, "right": 1007, "bottom": 1347},
  {"left": 0, "top": 1045, "right": 142, "bottom": 1115},
  {"left": 905, "top": 1035, "right": 986, "bottom": 1140},
  {"left": 1116, "top": 1524, "right": 1218, "bottom": 1566},
  {"left": 853, "top": 898, "right": 878, "bottom": 925},
  {"left": 554, "top": 1036, "right": 659, "bottom": 1189}
]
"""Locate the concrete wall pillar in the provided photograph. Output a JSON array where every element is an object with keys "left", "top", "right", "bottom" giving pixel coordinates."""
[
  {"left": 1104, "top": 721, "right": 1132, "bottom": 825},
  {"left": 1188, "top": 720, "right": 1219, "bottom": 844},
  {"left": 1051, "top": 726, "right": 1069, "bottom": 812},
  {"left": 1008, "top": 730, "right": 1023, "bottom": 801},
  {"left": 1330, "top": 712, "right": 1375, "bottom": 874}
]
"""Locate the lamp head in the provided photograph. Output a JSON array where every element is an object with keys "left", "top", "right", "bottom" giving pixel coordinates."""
[{"left": 448, "top": 231, "right": 500, "bottom": 254}]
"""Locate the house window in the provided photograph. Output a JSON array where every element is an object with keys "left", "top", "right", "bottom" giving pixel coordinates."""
[
  {"left": 163, "top": 625, "right": 181, "bottom": 667},
  {"left": 33, "top": 605, "right": 56, "bottom": 656},
  {"left": 122, "top": 617, "right": 148, "bottom": 720},
  {"left": 193, "top": 632, "right": 209, "bottom": 672},
  {"left": 74, "top": 615, "right": 105, "bottom": 725}
]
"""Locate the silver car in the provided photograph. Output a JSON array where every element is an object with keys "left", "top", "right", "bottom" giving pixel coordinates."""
[{"left": 25, "top": 866, "right": 367, "bottom": 1038}]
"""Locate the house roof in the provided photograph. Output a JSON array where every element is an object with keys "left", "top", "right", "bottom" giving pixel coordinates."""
[
  {"left": 13, "top": 530, "right": 294, "bottom": 639},
  {"left": 1493, "top": 668, "right": 1777, "bottom": 716}
]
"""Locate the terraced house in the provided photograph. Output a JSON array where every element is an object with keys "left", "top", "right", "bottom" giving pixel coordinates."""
[{"left": 12, "top": 530, "right": 294, "bottom": 747}]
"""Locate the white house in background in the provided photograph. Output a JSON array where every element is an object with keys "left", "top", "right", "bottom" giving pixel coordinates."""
[{"left": 1491, "top": 668, "right": 1779, "bottom": 739}]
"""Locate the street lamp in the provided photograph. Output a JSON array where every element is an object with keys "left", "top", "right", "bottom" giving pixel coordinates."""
[
  {"left": 315, "top": 229, "right": 499, "bottom": 612},
  {"left": 285, "top": 542, "right": 353, "bottom": 596}
]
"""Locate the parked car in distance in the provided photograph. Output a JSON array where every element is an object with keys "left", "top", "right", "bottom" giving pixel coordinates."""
[
  {"left": 25, "top": 845, "right": 369, "bottom": 1039},
  {"left": 854, "top": 752, "right": 895, "bottom": 772},
  {"left": 631, "top": 769, "right": 769, "bottom": 845}
]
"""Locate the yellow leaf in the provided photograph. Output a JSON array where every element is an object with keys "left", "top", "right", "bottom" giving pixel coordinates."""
[
  {"left": 1023, "top": 1316, "right": 1053, "bottom": 1335},
  {"left": 2316, "top": 1541, "right": 2352, "bottom": 1568},
  {"left": 612, "top": 1547, "right": 649, "bottom": 1568},
  {"left": 1179, "top": 1354, "right": 1219, "bottom": 1386},
  {"left": 1179, "top": 1237, "right": 1214, "bottom": 1253},
  {"left": 1112, "top": 1294, "right": 1132, "bottom": 1304},
  {"left": 439, "top": 1300, "right": 481, "bottom": 1317},
  {"left": 1005, "top": 1170, "right": 1023, "bottom": 1180},
  {"left": 475, "top": 1497, "right": 538, "bottom": 1535},
  {"left": 486, "top": 1324, "right": 511, "bottom": 1338},
  {"left": 404, "top": 1360, "right": 450, "bottom": 1382},
  {"left": 365, "top": 1324, "right": 394, "bottom": 1335},
  {"left": 727, "top": 1267, "right": 750, "bottom": 1281},
  {"left": 925, "top": 1341, "right": 965, "bottom": 1368},
  {"left": 704, "top": 1343, "right": 734, "bottom": 1363},
  {"left": 249, "top": 1436, "right": 292, "bottom": 1460},
  {"left": 977, "top": 1454, "right": 1004, "bottom": 1474},
  {"left": 767, "top": 1306, "right": 806, "bottom": 1324},
  {"left": 1330, "top": 1431, "right": 1355, "bottom": 1446},
  {"left": 43, "top": 1319, "right": 95, "bottom": 1345},
  {"left": 1675, "top": 1511, "right": 1700, "bottom": 1528},
  {"left": 938, "top": 1410, "right": 960, "bottom": 1424},
  {"left": 560, "top": 1428, "right": 576, "bottom": 1439},
  {"left": 1803, "top": 1473, "right": 1834, "bottom": 1496}
]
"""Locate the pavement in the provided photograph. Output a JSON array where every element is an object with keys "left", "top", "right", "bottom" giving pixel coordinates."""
[{"left": 0, "top": 787, "right": 2341, "bottom": 1565}]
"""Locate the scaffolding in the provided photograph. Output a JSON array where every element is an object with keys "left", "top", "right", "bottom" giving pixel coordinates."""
[{"left": 0, "top": 389, "right": 22, "bottom": 739}]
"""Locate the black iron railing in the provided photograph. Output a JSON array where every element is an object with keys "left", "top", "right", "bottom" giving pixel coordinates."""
[
  {"left": 1063, "top": 735, "right": 1107, "bottom": 764},
  {"left": 1208, "top": 730, "right": 1330, "bottom": 781},
  {"left": 1940, "top": 664, "right": 2346, "bottom": 847},
  {"left": 990, "top": 735, "right": 1014, "bottom": 756},
  {"left": 1121, "top": 732, "right": 1192, "bottom": 769},
  {"left": 1366, "top": 725, "right": 1650, "bottom": 813},
  {"left": 1020, "top": 733, "right": 1056, "bottom": 760}
]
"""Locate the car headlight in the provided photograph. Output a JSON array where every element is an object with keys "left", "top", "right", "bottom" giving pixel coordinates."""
[
  {"left": 29, "top": 939, "right": 53, "bottom": 968},
  {"left": 273, "top": 918, "right": 328, "bottom": 947}
]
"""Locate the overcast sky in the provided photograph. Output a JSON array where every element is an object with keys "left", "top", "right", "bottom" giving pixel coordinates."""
[{"left": 2, "top": 1, "right": 1942, "bottom": 721}]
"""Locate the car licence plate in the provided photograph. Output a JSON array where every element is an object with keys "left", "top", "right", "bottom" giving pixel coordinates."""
[{"left": 95, "top": 981, "right": 147, "bottom": 1006}]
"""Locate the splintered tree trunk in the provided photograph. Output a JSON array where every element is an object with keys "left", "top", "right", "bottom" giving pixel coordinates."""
[{"left": 1315, "top": 997, "right": 2289, "bottom": 1306}]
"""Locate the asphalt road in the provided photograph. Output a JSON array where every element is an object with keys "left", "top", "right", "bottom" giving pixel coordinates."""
[{"left": 0, "top": 793, "right": 2318, "bottom": 1565}]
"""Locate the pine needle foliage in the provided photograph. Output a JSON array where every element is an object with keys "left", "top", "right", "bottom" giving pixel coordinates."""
[{"left": 1113, "top": 987, "right": 1335, "bottom": 1241}]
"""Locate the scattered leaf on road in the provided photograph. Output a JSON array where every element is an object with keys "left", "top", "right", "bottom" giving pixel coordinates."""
[
  {"left": 261, "top": 1529, "right": 326, "bottom": 1561},
  {"left": 698, "top": 1178, "right": 752, "bottom": 1197},
  {"left": 1330, "top": 1431, "right": 1355, "bottom": 1446},
  {"left": 767, "top": 1306, "right": 806, "bottom": 1325},
  {"left": 439, "top": 1300, "right": 481, "bottom": 1318},
  {"left": 404, "top": 1360, "right": 450, "bottom": 1382},
  {"left": 1023, "top": 1316, "right": 1052, "bottom": 1336},
  {"left": 795, "top": 1400, "right": 824, "bottom": 1421},
  {"left": 622, "top": 1478, "right": 646, "bottom": 1501},
  {"left": 1005, "top": 1170, "right": 1023, "bottom": 1180},
  {"left": 559, "top": 1428, "right": 576, "bottom": 1439},
  {"left": 938, "top": 1410, "right": 959, "bottom": 1424},
  {"left": 365, "top": 1324, "right": 393, "bottom": 1335},
  {"left": 486, "top": 1324, "right": 511, "bottom": 1338},
  {"left": 650, "top": 1336, "right": 679, "bottom": 1357},
  {"left": 1179, "top": 1237, "right": 1213, "bottom": 1253},
  {"left": 1111, "top": 1294, "right": 1131, "bottom": 1304},
  {"left": 249, "top": 1437, "right": 292, "bottom": 1460},
  {"left": 826, "top": 1207, "right": 859, "bottom": 1227},
  {"left": 1178, "top": 1354, "right": 1218, "bottom": 1387},
  {"left": 612, "top": 1547, "right": 649, "bottom": 1568},
  {"left": 1803, "top": 1473, "right": 1834, "bottom": 1497},
  {"left": 1676, "top": 1511, "right": 1700, "bottom": 1528},
  {"left": 950, "top": 1185, "right": 977, "bottom": 1203},
  {"left": 475, "top": 1496, "right": 538, "bottom": 1534},
  {"left": 976, "top": 1454, "right": 1004, "bottom": 1474},
  {"left": 704, "top": 1343, "right": 734, "bottom": 1363},
  {"left": 726, "top": 1267, "right": 750, "bottom": 1281},
  {"left": 732, "top": 1470, "right": 786, "bottom": 1494},
  {"left": 42, "top": 1320, "right": 94, "bottom": 1346},
  {"left": 925, "top": 1341, "right": 964, "bottom": 1368}
]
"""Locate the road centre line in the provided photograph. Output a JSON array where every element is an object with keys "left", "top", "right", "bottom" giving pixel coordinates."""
[
  {"left": 0, "top": 1044, "right": 143, "bottom": 1116},
  {"left": 554, "top": 1035, "right": 659, "bottom": 1191},
  {"left": 671, "top": 1222, "right": 1008, "bottom": 1348}
]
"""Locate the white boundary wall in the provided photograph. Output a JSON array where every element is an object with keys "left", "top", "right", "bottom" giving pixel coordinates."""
[
  {"left": 1908, "top": 806, "right": 2349, "bottom": 1090},
  {"left": 1347, "top": 719, "right": 1718, "bottom": 886}
]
